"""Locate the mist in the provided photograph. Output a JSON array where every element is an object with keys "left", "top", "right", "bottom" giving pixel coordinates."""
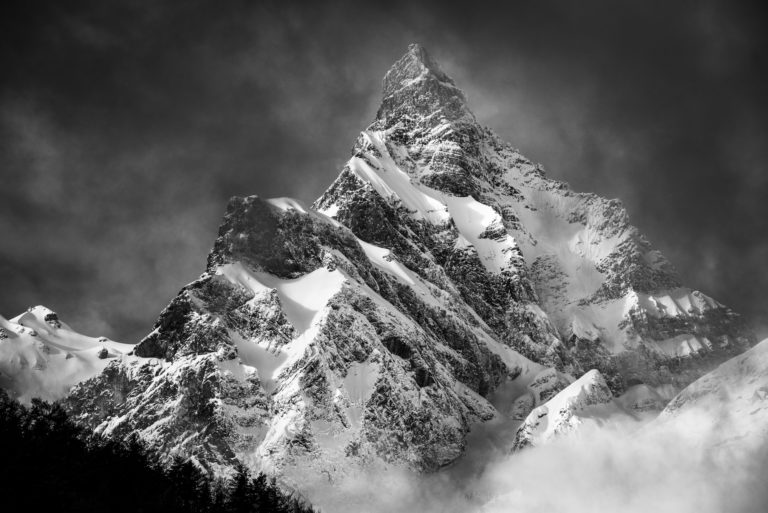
[{"left": 297, "top": 406, "right": 768, "bottom": 513}]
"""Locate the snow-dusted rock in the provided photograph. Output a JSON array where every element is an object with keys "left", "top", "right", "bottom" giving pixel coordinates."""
[
  {"left": 512, "top": 369, "right": 615, "bottom": 449},
  {"left": 67, "top": 195, "right": 533, "bottom": 478},
  {"left": 4, "top": 44, "right": 756, "bottom": 490},
  {"left": 316, "top": 44, "right": 754, "bottom": 395}
]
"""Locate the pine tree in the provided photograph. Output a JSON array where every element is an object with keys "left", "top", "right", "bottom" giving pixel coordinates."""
[
  {"left": 228, "top": 462, "right": 256, "bottom": 512},
  {"left": 0, "top": 391, "right": 317, "bottom": 513}
]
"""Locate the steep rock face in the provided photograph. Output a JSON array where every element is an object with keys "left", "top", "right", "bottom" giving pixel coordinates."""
[
  {"left": 67, "top": 196, "right": 538, "bottom": 478},
  {"left": 62, "top": 44, "right": 755, "bottom": 484},
  {"left": 315, "top": 44, "right": 754, "bottom": 394},
  {"left": 512, "top": 371, "right": 669, "bottom": 450}
]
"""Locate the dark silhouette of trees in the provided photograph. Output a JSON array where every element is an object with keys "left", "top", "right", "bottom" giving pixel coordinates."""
[{"left": 0, "top": 391, "right": 315, "bottom": 513}]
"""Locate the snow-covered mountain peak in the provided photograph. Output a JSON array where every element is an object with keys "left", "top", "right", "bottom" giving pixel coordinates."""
[
  {"left": 7, "top": 44, "right": 753, "bottom": 503},
  {"left": 377, "top": 44, "right": 473, "bottom": 128},
  {"left": 382, "top": 44, "right": 454, "bottom": 95},
  {"left": 0, "top": 306, "right": 133, "bottom": 402},
  {"left": 318, "top": 46, "right": 753, "bottom": 399}
]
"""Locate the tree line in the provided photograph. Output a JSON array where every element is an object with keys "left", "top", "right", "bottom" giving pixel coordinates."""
[{"left": 0, "top": 391, "right": 317, "bottom": 513}]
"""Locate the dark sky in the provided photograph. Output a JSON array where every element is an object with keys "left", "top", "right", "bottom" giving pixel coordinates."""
[{"left": 1, "top": 0, "right": 767, "bottom": 342}]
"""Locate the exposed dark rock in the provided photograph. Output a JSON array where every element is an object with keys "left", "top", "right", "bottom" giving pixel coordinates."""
[{"left": 59, "top": 44, "right": 756, "bottom": 488}]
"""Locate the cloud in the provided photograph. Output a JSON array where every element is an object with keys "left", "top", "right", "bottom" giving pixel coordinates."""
[
  {"left": 297, "top": 407, "right": 768, "bottom": 513},
  {"left": 479, "top": 414, "right": 768, "bottom": 513}
]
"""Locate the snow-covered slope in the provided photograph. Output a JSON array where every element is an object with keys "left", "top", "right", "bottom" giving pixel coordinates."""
[
  {"left": 476, "top": 341, "right": 768, "bottom": 513},
  {"left": 512, "top": 365, "right": 671, "bottom": 449},
  {"left": 66, "top": 195, "right": 550, "bottom": 479},
  {"left": 510, "top": 340, "right": 768, "bottom": 495},
  {"left": 0, "top": 306, "right": 132, "bottom": 402},
  {"left": 656, "top": 337, "right": 768, "bottom": 445},
  {"left": 3, "top": 44, "right": 751, "bottom": 496},
  {"left": 315, "top": 44, "right": 754, "bottom": 396}
]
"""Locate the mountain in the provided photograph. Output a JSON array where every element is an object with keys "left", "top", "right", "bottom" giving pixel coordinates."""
[
  {"left": 512, "top": 369, "right": 617, "bottom": 449},
  {"left": 511, "top": 337, "right": 768, "bottom": 452},
  {"left": 477, "top": 341, "right": 768, "bottom": 513},
  {"left": 511, "top": 368, "right": 668, "bottom": 450},
  {"left": 313, "top": 44, "right": 754, "bottom": 392},
  {"left": 0, "top": 306, "right": 131, "bottom": 402},
  {"left": 2, "top": 44, "right": 756, "bottom": 495},
  {"left": 656, "top": 337, "right": 768, "bottom": 445}
]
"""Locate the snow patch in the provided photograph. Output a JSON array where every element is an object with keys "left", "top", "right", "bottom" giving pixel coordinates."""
[
  {"left": 265, "top": 197, "right": 309, "bottom": 214},
  {"left": 217, "top": 263, "right": 346, "bottom": 333},
  {"left": 442, "top": 195, "right": 520, "bottom": 274},
  {"left": 342, "top": 360, "right": 381, "bottom": 430},
  {"left": 0, "top": 306, "right": 134, "bottom": 402}
]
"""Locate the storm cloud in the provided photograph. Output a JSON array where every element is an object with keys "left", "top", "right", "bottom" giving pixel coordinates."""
[{"left": 1, "top": 0, "right": 767, "bottom": 341}]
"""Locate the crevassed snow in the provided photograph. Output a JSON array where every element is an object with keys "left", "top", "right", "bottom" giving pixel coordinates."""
[{"left": 548, "top": 286, "right": 721, "bottom": 355}]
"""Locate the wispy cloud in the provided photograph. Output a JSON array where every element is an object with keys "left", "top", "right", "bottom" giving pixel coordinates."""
[{"left": 298, "top": 406, "right": 768, "bottom": 513}]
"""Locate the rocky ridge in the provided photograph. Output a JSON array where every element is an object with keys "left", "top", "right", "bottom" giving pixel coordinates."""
[
  {"left": 512, "top": 369, "right": 615, "bottom": 450},
  {"left": 314, "top": 44, "right": 753, "bottom": 393},
  {"left": 2, "top": 45, "right": 755, "bottom": 489}
]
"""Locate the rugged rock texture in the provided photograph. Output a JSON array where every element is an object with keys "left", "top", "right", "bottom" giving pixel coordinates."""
[
  {"left": 317, "top": 44, "right": 754, "bottom": 394},
  {"left": 60, "top": 44, "right": 754, "bottom": 485},
  {"left": 67, "top": 196, "right": 531, "bottom": 478},
  {"left": 512, "top": 369, "right": 615, "bottom": 450}
]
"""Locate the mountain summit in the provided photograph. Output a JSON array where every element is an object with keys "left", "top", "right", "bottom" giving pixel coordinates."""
[
  {"left": 382, "top": 43, "right": 455, "bottom": 95},
  {"left": 378, "top": 44, "right": 472, "bottom": 126},
  {"left": 3, "top": 45, "right": 755, "bottom": 504}
]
